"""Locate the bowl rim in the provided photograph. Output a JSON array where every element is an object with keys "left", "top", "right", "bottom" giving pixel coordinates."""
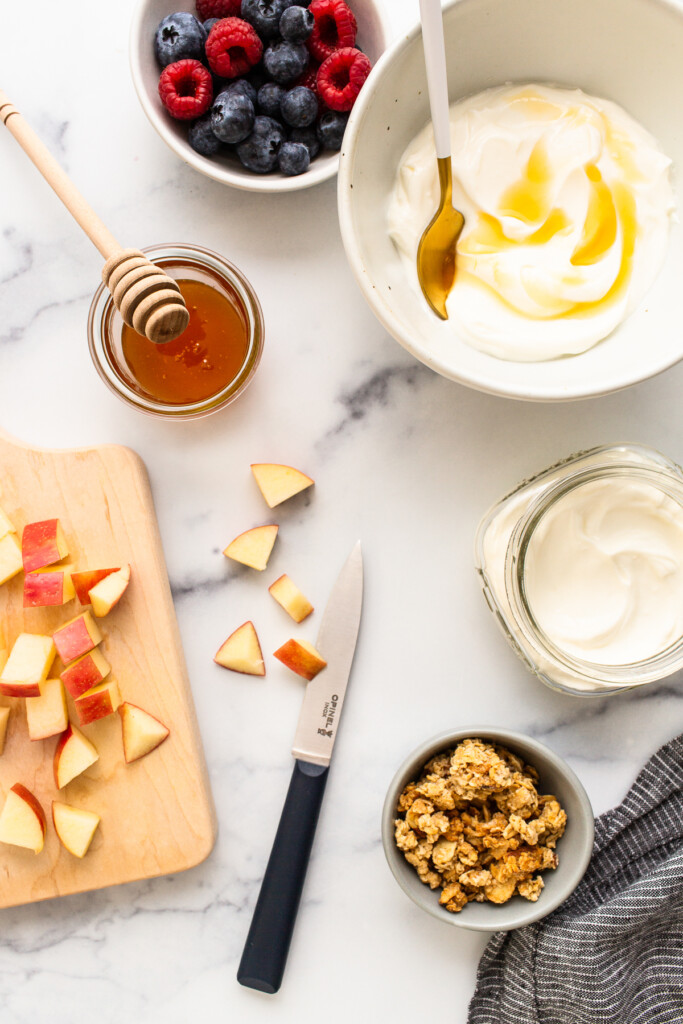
[
  {"left": 337, "top": 0, "right": 683, "bottom": 402},
  {"left": 381, "top": 726, "right": 595, "bottom": 932},
  {"left": 129, "top": 0, "right": 393, "bottom": 194}
]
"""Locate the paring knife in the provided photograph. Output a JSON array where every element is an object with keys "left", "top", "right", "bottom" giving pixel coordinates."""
[{"left": 237, "top": 541, "right": 364, "bottom": 995}]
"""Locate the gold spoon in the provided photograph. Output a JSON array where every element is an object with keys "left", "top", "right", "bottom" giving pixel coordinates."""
[{"left": 416, "top": 0, "right": 464, "bottom": 320}]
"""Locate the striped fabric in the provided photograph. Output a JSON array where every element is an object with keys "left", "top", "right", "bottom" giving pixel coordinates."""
[{"left": 468, "top": 734, "right": 683, "bottom": 1023}]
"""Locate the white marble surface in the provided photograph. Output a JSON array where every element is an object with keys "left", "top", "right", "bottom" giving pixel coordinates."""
[{"left": 1, "top": 1, "right": 683, "bottom": 1020}]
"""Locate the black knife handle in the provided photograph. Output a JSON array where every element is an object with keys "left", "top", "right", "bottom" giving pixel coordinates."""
[{"left": 237, "top": 759, "right": 329, "bottom": 994}]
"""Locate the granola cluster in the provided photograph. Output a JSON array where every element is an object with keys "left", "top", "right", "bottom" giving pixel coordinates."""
[{"left": 394, "top": 738, "right": 567, "bottom": 912}]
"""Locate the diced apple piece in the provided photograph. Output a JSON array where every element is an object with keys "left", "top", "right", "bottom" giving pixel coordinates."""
[
  {"left": 71, "top": 568, "right": 118, "bottom": 605},
  {"left": 269, "top": 574, "right": 314, "bottom": 623},
  {"left": 251, "top": 464, "right": 314, "bottom": 508},
  {"left": 88, "top": 564, "right": 131, "bottom": 618},
  {"left": 214, "top": 621, "right": 265, "bottom": 676},
  {"left": 0, "top": 784, "right": 46, "bottom": 853},
  {"left": 26, "top": 679, "right": 68, "bottom": 741},
  {"left": 74, "top": 679, "right": 122, "bottom": 726},
  {"left": 53, "top": 724, "right": 99, "bottom": 789},
  {"left": 223, "top": 525, "right": 278, "bottom": 571},
  {"left": 61, "top": 647, "right": 110, "bottom": 699},
  {"left": 0, "top": 504, "right": 15, "bottom": 541},
  {"left": 23, "top": 563, "right": 76, "bottom": 608},
  {"left": 0, "top": 633, "right": 56, "bottom": 697},
  {"left": 0, "top": 533, "right": 22, "bottom": 585},
  {"left": 118, "top": 702, "right": 170, "bottom": 764},
  {"left": 0, "top": 707, "right": 9, "bottom": 755},
  {"left": 22, "top": 519, "right": 68, "bottom": 573},
  {"left": 52, "top": 801, "right": 100, "bottom": 858},
  {"left": 52, "top": 611, "right": 103, "bottom": 665},
  {"left": 273, "top": 639, "right": 327, "bottom": 681}
]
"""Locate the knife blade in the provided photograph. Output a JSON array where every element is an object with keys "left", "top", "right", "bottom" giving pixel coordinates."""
[{"left": 237, "top": 541, "right": 363, "bottom": 995}]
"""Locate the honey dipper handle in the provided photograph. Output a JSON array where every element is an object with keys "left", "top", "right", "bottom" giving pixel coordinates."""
[{"left": 0, "top": 90, "right": 121, "bottom": 259}]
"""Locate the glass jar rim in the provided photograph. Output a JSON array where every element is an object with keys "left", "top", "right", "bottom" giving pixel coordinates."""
[
  {"left": 87, "top": 242, "right": 264, "bottom": 419},
  {"left": 505, "top": 456, "right": 683, "bottom": 686}
]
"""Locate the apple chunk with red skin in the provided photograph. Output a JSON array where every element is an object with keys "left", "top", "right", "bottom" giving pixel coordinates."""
[
  {"left": 22, "top": 519, "right": 68, "bottom": 573},
  {"left": 223, "top": 525, "right": 278, "bottom": 571},
  {"left": 52, "top": 801, "right": 100, "bottom": 858},
  {"left": 54, "top": 723, "right": 99, "bottom": 789},
  {"left": 88, "top": 564, "right": 131, "bottom": 618},
  {"left": 53, "top": 611, "right": 103, "bottom": 665},
  {"left": 273, "top": 639, "right": 327, "bottom": 681},
  {"left": 0, "top": 784, "right": 47, "bottom": 853},
  {"left": 214, "top": 621, "right": 265, "bottom": 676},
  {"left": 60, "top": 647, "right": 111, "bottom": 699},
  {"left": 0, "top": 633, "right": 56, "bottom": 697},
  {"left": 251, "top": 464, "right": 314, "bottom": 508},
  {"left": 119, "top": 702, "right": 170, "bottom": 763},
  {"left": 71, "top": 568, "right": 118, "bottom": 605},
  {"left": 0, "top": 533, "right": 22, "bottom": 585},
  {"left": 269, "top": 574, "right": 314, "bottom": 623},
  {"left": 75, "top": 679, "right": 122, "bottom": 726},
  {"left": 23, "top": 564, "right": 76, "bottom": 608},
  {"left": 26, "top": 679, "right": 68, "bottom": 740}
]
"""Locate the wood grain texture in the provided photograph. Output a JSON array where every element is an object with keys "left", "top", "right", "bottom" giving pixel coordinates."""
[{"left": 0, "top": 429, "right": 216, "bottom": 907}]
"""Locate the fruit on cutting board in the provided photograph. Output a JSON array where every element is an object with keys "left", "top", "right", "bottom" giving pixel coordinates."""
[
  {"left": 0, "top": 533, "right": 22, "bottom": 585},
  {"left": 214, "top": 621, "right": 265, "bottom": 675},
  {"left": 26, "top": 679, "right": 68, "bottom": 741},
  {"left": 0, "top": 707, "right": 9, "bottom": 755},
  {"left": 52, "top": 801, "right": 101, "bottom": 858},
  {"left": 0, "top": 784, "right": 46, "bottom": 853},
  {"left": 223, "top": 524, "right": 278, "bottom": 571},
  {"left": 71, "top": 569, "right": 118, "bottom": 605},
  {"left": 119, "top": 702, "right": 170, "bottom": 763},
  {"left": 0, "top": 505, "right": 15, "bottom": 540},
  {"left": 274, "top": 638, "right": 326, "bottom": 680},
  {"left": 251, "top": 463, "right": 313, "bottom": 507},
  {"left": 88, "top": 564, "right": 131, "bottom": 617},
  {"left": 23, "top": 564, "right": 76, "bottom": 608},
  {"left": 269, "top": 573, "right": 313, "bottom": 622},
  {"left": 0, "top": 633, "right": 56, "bottom": 697},
  {"left": 61, "top": 648, "right": 111, "bottom": 699},
  {"left": 53, "top": 611, "right": 103, "bottom": 665},
  {"left": 75, "top": 679, "right": 122, "bottom": 726},
  {"left": 54, "top": 724, "right": 99, "bottom": 789},
  {"left": 21, "top": 519, "right": 68, "bottom": 573}
]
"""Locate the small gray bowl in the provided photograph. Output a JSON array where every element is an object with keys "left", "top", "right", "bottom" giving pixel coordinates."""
[{"left": 381, "top": 727, "right": 594, "bottom": 932}]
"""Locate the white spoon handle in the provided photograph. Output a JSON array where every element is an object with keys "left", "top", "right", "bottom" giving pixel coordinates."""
[{"left": 419, "top": 0, "right": 451, "bottom": 160}]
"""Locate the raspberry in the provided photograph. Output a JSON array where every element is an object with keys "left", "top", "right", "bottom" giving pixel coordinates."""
[
  {"left": 316, "top": 47, "right": 370, "bottom": 112},
  {"left": 205, "top": 18, "right": 263, "bottom": 79},
  {"left": 158, "top": 60, "right": 213, "bottom": 120},
  {"left": 196, "top": 0, "right": 241, "bottom": 17},
  {"left": 307, "top": 0, "right": 356, "bottom": 63}
]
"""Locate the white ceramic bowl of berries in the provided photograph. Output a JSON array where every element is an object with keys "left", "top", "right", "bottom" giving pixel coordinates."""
[{"left": 130, "top": 0, "right": 390, "bottom": 192}]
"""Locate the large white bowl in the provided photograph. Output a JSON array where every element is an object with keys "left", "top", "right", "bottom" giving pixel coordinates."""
[
  {"left": 130, "top": 0, "right": 390, "bottom": 194},
  {"left": 338, "top": 0, "right": 683, "bottom": 401}
]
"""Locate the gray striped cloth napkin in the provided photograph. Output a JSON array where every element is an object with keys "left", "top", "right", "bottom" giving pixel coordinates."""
[{"left": 467, "top": 733, "right": 683, "bottom": 1024}]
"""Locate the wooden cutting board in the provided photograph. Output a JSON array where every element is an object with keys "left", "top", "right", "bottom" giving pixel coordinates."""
[{"left": 0, "top": 429, "right": 216, "bottom": 907}]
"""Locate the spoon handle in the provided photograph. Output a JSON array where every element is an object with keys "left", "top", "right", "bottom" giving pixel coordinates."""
[{"left": 419, "top": 0, "right": 451, "bottom": 160}]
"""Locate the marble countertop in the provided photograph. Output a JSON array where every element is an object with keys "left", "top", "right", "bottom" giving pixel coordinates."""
[{"left": 2, "top": 1, "right": 683, "bottom": 1020}]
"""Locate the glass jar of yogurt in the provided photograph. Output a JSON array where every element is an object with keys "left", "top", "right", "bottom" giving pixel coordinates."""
[{"left": 475, "top": 444, "right": 683, "bottom": 695}]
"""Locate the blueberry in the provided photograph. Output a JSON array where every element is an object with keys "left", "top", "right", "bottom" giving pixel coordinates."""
[
  {"left": 280, "top": 86, "right": 317, "bottom": 127},
  {"left": 257, "top": 82, "right": 285, "bottom": 119},
  {"left": 203, "top": 17, "right": 220, "bottom": 32},
  {"left": 237, "top": 115, "right": 286, "bottom": 172},
  {"left": 278, "top": 141, "right": 310, "bottom": 175},
  {"left": 263, "top": 40, "right": 309, "bottom": 84},
  {"left": 316, "top": 110, "right": 348, "bottom": 150},
  {"left": 224, "top": 78, "right": 258, "bottom": 106},
  {"left": 188, "top": 113, "right": 224, "bottom": 156},
  {"left": 211, "top": 90, "right": 255, "bottom": 144},
  {"left": 289, "top": 125, "right": 319, "bottom": 159},
  {"left": 279, "top": 5, "right": 314, "bottom": 42},
  {"left": 241, "top": 0, "right": 289, "bottom": 39},
  {"left": 154, "top": 12, "right": 207, "bottom": 67}
]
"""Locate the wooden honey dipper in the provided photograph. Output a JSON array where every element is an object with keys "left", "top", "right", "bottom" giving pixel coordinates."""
[{"left": 0, "top": 91, "right": 189, "bottom": 344}]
